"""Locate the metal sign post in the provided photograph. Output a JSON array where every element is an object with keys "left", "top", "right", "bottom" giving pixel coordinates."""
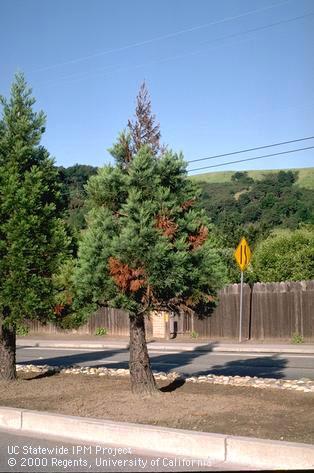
[
  {"left": 234, "top": 238, "right": 252, "bottom": 343},
  {"left": 239, "top": 270, "right": 244, "bottom": 343}
]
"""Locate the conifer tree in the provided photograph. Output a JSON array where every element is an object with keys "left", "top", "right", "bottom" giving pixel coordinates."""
[
  {"left": 74, "top": 85, "right": 227, "bottom": 395},
  {"left": 0, "top": 73, "right": 68, "bottom": 380}
]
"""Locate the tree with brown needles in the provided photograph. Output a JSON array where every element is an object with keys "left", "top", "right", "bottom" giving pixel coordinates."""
[{"left": 73, "top": 84, "right": 228, "bottom": 395}]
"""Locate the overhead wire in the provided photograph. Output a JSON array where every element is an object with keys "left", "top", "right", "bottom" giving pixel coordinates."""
[
  {"left": 187, "top": 136, "right": 314, "bottom": 164},
  {"left": 35, "top": 10, "right": 314, "bottom": 88},
  {"left": 188, "top": 146, "right": 314, "bottom": 173},
  {"left": 31, "top": 0, "right": 291, "bottom": 73}
]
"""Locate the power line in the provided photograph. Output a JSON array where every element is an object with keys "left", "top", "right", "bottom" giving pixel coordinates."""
[
  {"left": 187, "top": 136, "right": 314, "bottom": 165},
  {"left": 36, "top": 10, "right": 313, "bottom": 89},
  {"left": 31, "top": 0, "right": 290, "bottom": 73},
  {"left": 188, "top": 146, "right": 314, "bottom": 173}
]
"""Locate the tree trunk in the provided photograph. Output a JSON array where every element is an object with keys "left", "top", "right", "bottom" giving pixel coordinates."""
[
  {"left": 0, "top": 318, "right": 16, "bottom": 381},
  {"left": 129, "top": 312, "right": 157, "bottom": 395}
]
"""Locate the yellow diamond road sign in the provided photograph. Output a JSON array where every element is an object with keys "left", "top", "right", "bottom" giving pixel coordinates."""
[{"left": 234, "top": 237, "right": 252, "bottom": 271}]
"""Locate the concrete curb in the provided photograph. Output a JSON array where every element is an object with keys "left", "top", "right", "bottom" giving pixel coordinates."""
[
  {"left": 18, "top": 341, "right": 130, "bottom": 350},
  {"left": 0, "top": 406, "right": 313, "bottom": 469},
  {"left": 16, "top": 339, "right": 314, "bottom": 355}
]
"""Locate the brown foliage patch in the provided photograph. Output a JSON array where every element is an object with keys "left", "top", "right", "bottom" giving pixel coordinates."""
[
  {"left": 155, "top": 215, "right": 178, "bottom": 239},
  {"left": 108, "top": 257, "right": 146, "bottom": 293},
  {"left": 188, "top": 225, "right": 208, "bottom": 249},
  {"left": 181, "top": 198, "right": 195, "bottom": 211}
]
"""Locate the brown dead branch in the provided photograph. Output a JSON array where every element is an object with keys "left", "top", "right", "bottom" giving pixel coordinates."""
[
  {"left": 108, "top": 257, "right": 146, "bottom": 293},
  {"left": 155, "top": 214, "right": 178, "bottom": 239},
  {"left": 180, "top": 198, "right": 195, "bottom": 211},
  {"left": 188, "top": 225, "right": 208, "bottom": 249}
]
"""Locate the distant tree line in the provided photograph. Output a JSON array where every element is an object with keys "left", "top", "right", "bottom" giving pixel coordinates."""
[{"left": 199, "top": 170, "right": 313, "bottom": 246}]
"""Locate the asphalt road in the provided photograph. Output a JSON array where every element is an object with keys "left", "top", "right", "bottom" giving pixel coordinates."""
[
  {"left": 16, "top": 346, "right": 314, "bottom": 380},
  {"left": 0, "top": 430, "right": 236, "bottom": 472}
]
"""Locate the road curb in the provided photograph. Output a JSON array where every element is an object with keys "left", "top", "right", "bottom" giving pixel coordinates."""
[
  {"left": 0, "top": 406, "right": 313, "bottom": 469},
  {"left": 16, "top": 339, "right": 314, "bottom": 355}
]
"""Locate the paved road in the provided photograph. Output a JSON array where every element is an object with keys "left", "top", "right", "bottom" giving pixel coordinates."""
[
  {"left": 16, "top": 346, "right": 314, "bottom": 380},
  {"left": 0, "top": 430, "right": 241, "bottom": 472}
]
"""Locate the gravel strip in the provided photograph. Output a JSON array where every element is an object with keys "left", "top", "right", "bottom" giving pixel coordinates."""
[{"left": 15, "top": 364, "right": 314, "bottom": 393}]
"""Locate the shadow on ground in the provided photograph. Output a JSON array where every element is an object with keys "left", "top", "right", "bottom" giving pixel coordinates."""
[
  {"left": 159, "top": 377, "right": 186, "bottom": 392},
  {"left": 24, "top": 370, "right": 57, "bottom": 381}
]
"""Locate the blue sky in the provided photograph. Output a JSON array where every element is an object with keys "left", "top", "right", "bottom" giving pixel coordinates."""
[{"left": 1, "top": 0, "right": 313, "bottom": 174}]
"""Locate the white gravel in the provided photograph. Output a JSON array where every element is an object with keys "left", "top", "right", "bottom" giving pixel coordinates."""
[{"left": 16, "top": 364, "right": 314, "bottom": 393}]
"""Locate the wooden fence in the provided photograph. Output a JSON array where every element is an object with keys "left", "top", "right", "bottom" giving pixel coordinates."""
[
  {"left": 191, "top": 284, "right": 252, "bottom": 339},
  {"left": 26, "top": 280, "right": 314, "bottom": 340},
  {"left": 26, "top": 307, "right": 152, "bottom": 338},
  {"left": 250, "top": 281, "right": 314, "bottom": 340},
  {"left": 190, "top": 280, "right": 313, "bottom": 340}
]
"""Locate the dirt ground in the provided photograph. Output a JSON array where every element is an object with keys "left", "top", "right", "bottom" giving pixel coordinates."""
[{"left": 1, "top": 372, "right": 313, "bottom": 444}]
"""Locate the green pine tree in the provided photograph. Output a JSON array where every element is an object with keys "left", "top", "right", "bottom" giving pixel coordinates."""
[
  {"left": 74, "top": 86, "right": 227, "bottom": 395},
  {"left": 0, "top": 73, "right": 69, "bottom": 380}
]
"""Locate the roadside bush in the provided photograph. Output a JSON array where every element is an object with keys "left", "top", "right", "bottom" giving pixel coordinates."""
[
  {"left": 252, "top": 228, "right": 314, "bottom": 282},
  {"left": 95, "top": 327, "right": 108, "bottom": 336},
  {"left": 291, "top": 333, "right": 304, "bottom": 344}
]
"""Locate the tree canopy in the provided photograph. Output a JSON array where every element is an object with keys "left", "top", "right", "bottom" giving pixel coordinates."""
[
  {"left": 57, "top": 164, "right": 98, "bottom": 246},
  {"left": 0, "top": 73, "right": 68, "bottom": 379},
  {"left": 74, "top": 149, "right": 228, "bottom": 315}
]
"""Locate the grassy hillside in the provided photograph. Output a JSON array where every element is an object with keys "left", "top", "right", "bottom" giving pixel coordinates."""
[{"left": 190, "top": 167, "right": 314, "bottom": 189}]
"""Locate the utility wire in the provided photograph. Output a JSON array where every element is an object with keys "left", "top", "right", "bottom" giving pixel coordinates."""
[
  {"left": 36, "top": 10, "right": 313, "bottom": 88},
  {"left": 188, "top": 146, "right": 314, "bottom": 173},
  {"left": 187, "top": 136, "right": 314, "bottom": 164},
  {"left": 32, "top": 0, "right": 290, "bottom": 73}
]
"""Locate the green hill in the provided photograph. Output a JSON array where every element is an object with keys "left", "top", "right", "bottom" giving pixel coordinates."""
[{"left": 190, "top": 167, "right": 314, "bottom": 189}]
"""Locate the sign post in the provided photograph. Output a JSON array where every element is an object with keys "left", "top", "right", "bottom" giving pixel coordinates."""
[{"left": 234, "top": 237, "right": 252, "bottom": 343}]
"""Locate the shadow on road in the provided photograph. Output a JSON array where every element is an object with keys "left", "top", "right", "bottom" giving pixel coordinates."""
[
  {"left": 18, "top": 342, "right": 288, "bottom": 380},
  {"left": 195, "top": 354, "right": 288, "bottom": 379},
  {"left": 147, "top": 350, "right": 287, "bottom": 379},
  {"left": 18, "top": 348, "right": 128, "bottom": 368}
]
